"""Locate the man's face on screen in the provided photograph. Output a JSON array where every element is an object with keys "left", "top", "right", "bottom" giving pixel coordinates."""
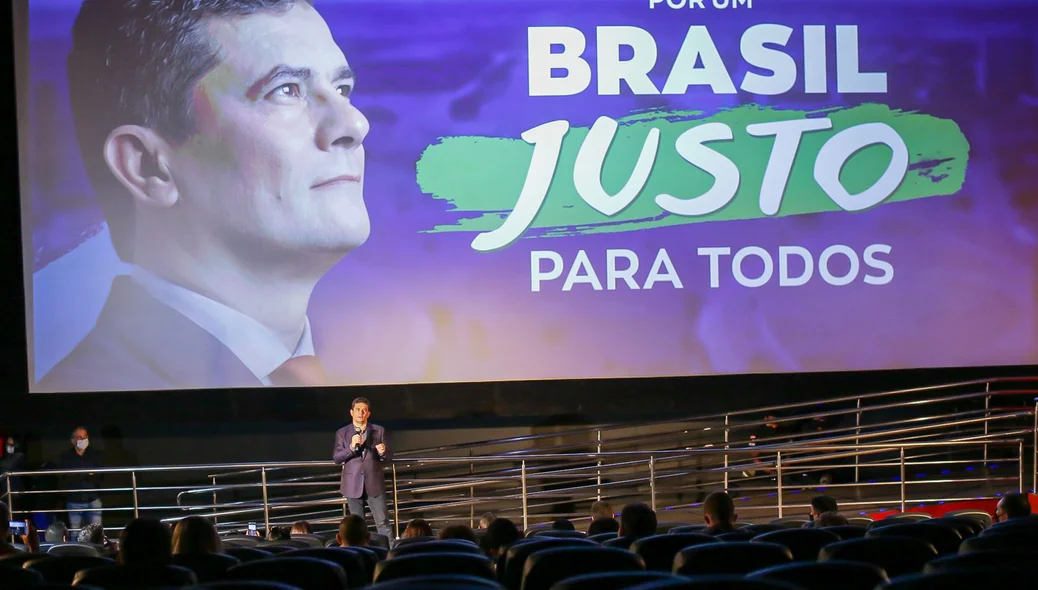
[{"left": 169, "top": 3, "right": 370, "bottom": 256}]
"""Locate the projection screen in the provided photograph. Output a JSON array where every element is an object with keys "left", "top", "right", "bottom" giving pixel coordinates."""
[{"left": 17, "top": 0, "right": 1038, "bottom": 392}]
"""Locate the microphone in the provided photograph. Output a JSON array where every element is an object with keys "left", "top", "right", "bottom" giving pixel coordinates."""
[{"left": 356, "top": 428, "right": 368, "bottom": 453}]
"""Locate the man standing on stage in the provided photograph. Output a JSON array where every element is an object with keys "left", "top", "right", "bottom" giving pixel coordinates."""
[{"left": 333, "top": 397, "right": 392, "bottom": 537}]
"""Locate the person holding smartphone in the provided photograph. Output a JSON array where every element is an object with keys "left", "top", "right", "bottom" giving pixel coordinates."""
[{"left": 0, "top": 502, "right": 39, "bottom": 555}]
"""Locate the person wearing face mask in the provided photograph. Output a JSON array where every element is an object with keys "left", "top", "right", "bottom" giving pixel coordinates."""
[
  {"left": 0, "top": 435, "right": 27, "bottom": 492},
  {"left": 59, "top": 427, "right": 103, "bottom": 530}
]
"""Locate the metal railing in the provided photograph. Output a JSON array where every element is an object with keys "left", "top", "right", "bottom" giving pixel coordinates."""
[{"left": 2, "top": 377, "right": 1035, "bottom": 536}]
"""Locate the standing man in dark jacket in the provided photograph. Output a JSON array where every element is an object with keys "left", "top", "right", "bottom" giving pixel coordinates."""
[
  {"left": 59, "top": 427, "right": 103, "bottom": 530},
  {"left": 333, "top": 398, "right": 392, "bottom": 538}
]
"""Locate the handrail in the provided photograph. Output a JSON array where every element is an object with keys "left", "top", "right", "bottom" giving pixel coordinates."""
[{"left": 395, "top": 378, "right": 1038, "bottom": 456}]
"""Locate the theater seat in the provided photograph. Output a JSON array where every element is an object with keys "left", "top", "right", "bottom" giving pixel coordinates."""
[
  {"left": 24, "top": 555, "right": 114, "bottom": 585},
  {"left": 655, "top": 522, "right": 691, "bottom": 534},
  {"left": 172, "top": 552, "right": 240, "bottom": 583},
  {"left": 667, "top": 526, "right": 707, "bottom": 535},
  {"left": 924, "top": 550, "right": 1038, "bottom": 574},
  {"left": 672, "top": 542, "right": 792, "bottom": 576},
  {"left": 749, "top": 560, "right": 889, "bottom": 590},
  {"left": 281, "top": 548, "right": 368, "bottom": 587},
  {"left": 374, "top": 552, "right": 495, "bottom": 584},
  {"left": 501, "top": 537, "right": 596, "bottom": 590},
  {"left": 392, "top": 536, "right": 437, "bottom": 548},
  {"left": 388, "top": 540, "right": 485, "bottom": 559},
  {"left": 960, "top": 529, "right": 1038, "bottom": 553},
  {"left": 2, "top": 564, "right": 45, "bottom": 587},
  {"left": 528, "top": 530, "right": 587, "bottom": 539},
  {"left": 821, "top": 526, "right": 867, "bottom": 540},
  {"left": 818, "top": 537, "right": 937, "bottom": 578},
  {"left": 877, "top": 569, "right": 1033, "bottom": 589},
  {"left": 332, "top": 546, "right": 379, "bottom": 581},
  {"left": 222, "top": 536, "right": 262, "bottom": 548},
  {"left": 363, "top": 574, "right": 503, "bottom": 589},
  {"left": 629, "top": 534, "right": 717, "bottom": 571},
  {"left": 741, "top": 524, "right": 785, "bottom": 536},
  {"left": 0, "top": 552, "right": 53, "bottom": 568},
  {"left": 520, "top": 546, "right": 644, "bottom": 590},
  {"left": 72, "top": 563, "right": 198, "bottom": 588},
  {"left": 200, "top": 582, "right": 302, "bottom": 590},
  {"left": 979, "top": 516, "right": 1038, "bottom": 536},
  {"left": 223, "top": 547, "right": 272, "bottom": 562},
  {"left": 943, "top": 510, "right": 992, "bottom": 529},
  {"left": 624, "top": 575, "right": 801, "bottom": 590},
  {"left": 47, "top": 544, "right": 102, "bottom": 557},
  {"left": 602, "top": 536, "right": 637, "bottom": 550},
  {"left": 925, "top": 518, "right": 977, "bottom": 539},
  {"left": 260, "top": 540, "right": 310, "bottom": 550},
  {"left": 715, "top": 532, "right": 755, "bottom": 543},
  {"left": 225, "top": 556, "right": 348, "bottom": 590},
  {"left": 368, "top": 533, "right": 391, "bottom": 550},
  {"left": 752, "top": 528, "right": 841, "bottom": 561},
  {"left": 865, "top": 523, "right": 962, "bottom": 556},
  {"left": 549, "top": 571, "right": 675, "bottom": 590},
  {"left": 588, "top": 533, "right": 618, "bottom": 544}
]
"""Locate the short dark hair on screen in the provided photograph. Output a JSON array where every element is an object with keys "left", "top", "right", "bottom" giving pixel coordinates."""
[
  {"left": 67, "top": 0, "right": 315, "bottom": 262},
  {"left": 352, "top": 397, "right": 371, "bottom": 410},
  {"left": 811, "top": 495, "right": 839, "bottom": 514}
]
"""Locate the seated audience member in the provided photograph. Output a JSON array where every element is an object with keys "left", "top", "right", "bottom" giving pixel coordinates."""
[
  {"left": 120, "top": 518, "right": 173, "bottom": 566},
  {"left": 79, "top": 522, "right": 107, "bottom": 545},
  {"left": 702, "top": 492, "right": 738, "bottom": 535},
  {"left": 439, "top": 523, "right": 479, "bottom": 544},
  {"left": 551, "top": 518, "right": 575, "bottom": 531},
  {"left": 481, "top": 517, "right": 521, "bottom": 559},
  {"left": 266, "top": 525, "right": 292, "bottom": 542},
  {"left": 588, "top": 500, "right": 620, "bottom": 535},
  {"left": 619, "top": 502, "right": 658, "bottom": 540},
  {"left": 46, "top": 521, "right": 70, "bottom": 543},
  {"left": 337, "top": 514, "right": 370, "bottom": 547},
  {"left": 291, "top": 520, "right": 314, "bottom": 535},
  {"left": 803, "top": 495, "right": 840, "bottom": 528},
  {"left": 816, "top": 512, "right": 850, "bottom": 527},
  {"left": 172, "top": 516, "right": 222, "bottom": 554},
  {"left": 996, "top": 492, "right": 1032, "bottom": 523},
  {"left": 402, "top": 518, "right": 434, "bottom": 539},
  {"left": 0, "top": 503, "right": 15, "bottom": 555},
  {"left": 479, "top": 512, "right": 496, "bottom": 530}
]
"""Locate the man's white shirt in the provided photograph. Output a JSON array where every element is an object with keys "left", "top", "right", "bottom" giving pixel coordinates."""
[{"left": 130, "top": 266, "right": 314, "bottom": 385}]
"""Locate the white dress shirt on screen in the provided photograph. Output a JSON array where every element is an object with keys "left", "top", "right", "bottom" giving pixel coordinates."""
[{"left": 130, "top": 265, "right": 314, "bottom": 385}]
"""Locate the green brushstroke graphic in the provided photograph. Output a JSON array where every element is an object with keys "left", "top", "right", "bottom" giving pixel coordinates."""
[{"left": 416, "top": 104, "right": 969, "bottom": 244}]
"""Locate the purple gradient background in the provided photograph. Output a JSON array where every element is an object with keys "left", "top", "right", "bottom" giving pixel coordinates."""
[{"left": 21, "top": 0, "right": 1038, "bottom": 388}]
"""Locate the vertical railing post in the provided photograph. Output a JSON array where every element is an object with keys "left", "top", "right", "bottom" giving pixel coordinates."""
[
  {"left": 469, "top": 463, "right": 475, "bottom": 529},
  {"left": 5, "top": 475, "right": 12, "bottom": 519},
  {"left": 131, "top": 471, "right": 140, "bottom": 519},
  {"left": 723, "top": 415, "right": 730, "bottom": 493},
  {"left": 1019, "top": 441, "right": 1025, "bottom": 494},
  {"left": 392, "top": 463, "right": 400, "bottom": 540},
  {"left": 1032, "top": 400, "right": 1037, "bottom": 494},
  {"left": 596, "top": 429, "right": 602, "bottom": 501},
  {"left": 649, "top": 456, "right": 657, "bottom": 512},
  {"left": 776, "top": 451, "right": 783, "bottom": 519},
  {"left": 521, "top": 460, "right": 529, "bottom": 531},
  {"left": 984, "top": 385, "right": 991, "bottom": 465},
  {"left": 899, "top": 447, "right": 907, "bottom": 513},
  {"left": 211, "top": 476, "right": 219, "bottom": 525},
  {"left": 260, "top": 467, "right": 270, "bottom": 535},
  {"left": 854, "top": 398, "right": 862, "bottom": 483}
]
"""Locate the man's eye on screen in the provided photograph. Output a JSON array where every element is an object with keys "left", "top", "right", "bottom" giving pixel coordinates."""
[{"left": 268, "top": 83, "right": 302, "bottom": 100}]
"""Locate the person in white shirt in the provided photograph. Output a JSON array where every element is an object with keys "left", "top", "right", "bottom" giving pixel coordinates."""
[{"left": 39, "top": 0, "right": 369, "bottom": 391}]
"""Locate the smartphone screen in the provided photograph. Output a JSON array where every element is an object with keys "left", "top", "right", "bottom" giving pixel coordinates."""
[
  {"left": 248, "top": 523, "right": 257, "bottom": 531},
  {"left": 9, "top": 520, "right": 26, "bottom": 535}
]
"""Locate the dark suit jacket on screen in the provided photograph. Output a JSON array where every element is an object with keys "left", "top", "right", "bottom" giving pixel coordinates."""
[
  {"left": 333, "top": 423, "right": 391, "bottom": 498},
  {"left": 37, "top": 277, "right": 262, "bottom": 392}
]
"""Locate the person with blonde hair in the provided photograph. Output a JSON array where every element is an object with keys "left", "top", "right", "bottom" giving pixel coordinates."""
[{"left": 172, "top": 516, "right": 222, "bottom": 554}]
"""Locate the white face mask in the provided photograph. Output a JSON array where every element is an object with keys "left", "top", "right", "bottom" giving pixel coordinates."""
[
  {"left": 76, "top": 439, "right": 89, "bottom": 451},
  {"left": 4, "top": 445, "right": 14, "bottom": 454}
]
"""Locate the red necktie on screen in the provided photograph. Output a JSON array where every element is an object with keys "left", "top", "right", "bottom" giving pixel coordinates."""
[{"left": 269, "top": 355, "right": 328, "bottom": 387}]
